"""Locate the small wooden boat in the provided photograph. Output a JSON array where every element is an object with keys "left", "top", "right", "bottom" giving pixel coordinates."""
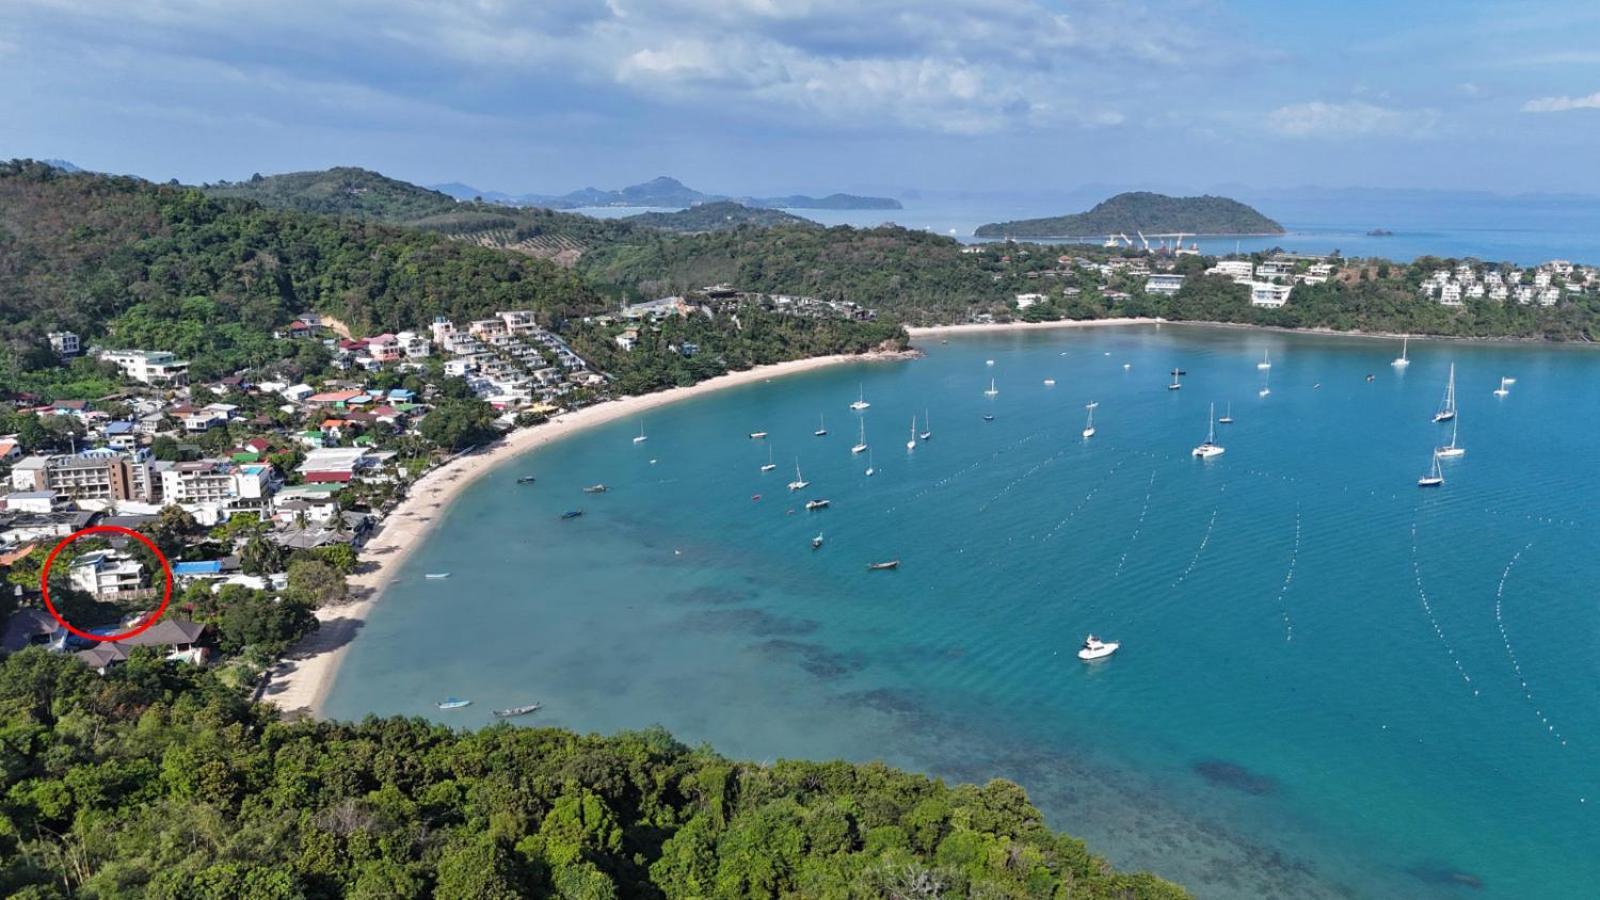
[
  {"left": 583, "top": 483, "right": 608, "bottom": 493},
  {"left": 561, "top": 510, "right": 583, "bottom": 520},
  {"left": 437, "top": 698, "right": 471, "bottom": 710},
  {"left": 493, "top": 703, "right": 541, "bottom": 718},
  {"left": 867, "top": 560, "right": 900, "bottom": 571},
  {"left": 516, "top": 475, "right": 537, "bottom": 484}
]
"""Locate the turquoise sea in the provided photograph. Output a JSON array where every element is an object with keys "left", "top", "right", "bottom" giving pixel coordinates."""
[{"left": 324, "top": 325, "right": 1599, "bottom": 899}]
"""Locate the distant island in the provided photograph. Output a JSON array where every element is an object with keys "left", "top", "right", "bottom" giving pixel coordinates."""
[
  {"left": 1367, "top": 228, "right": 1395, "bottom": 237},
  {"left": 621, "top": 200, "right": 819, "bottom": 232},
  {"left": 975, "top": 192, "right": 1284, "bottom": 238},
  {"left": 432, "top": 175, "right": 903, "bottom": 211}
]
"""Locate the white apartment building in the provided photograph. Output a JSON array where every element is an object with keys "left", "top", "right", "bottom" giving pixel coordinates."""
[
  {"left": 99, "top": 349, "right": 190, "bottom": 385},
  {"left": 1249, "top": 282, "right": 1293, "bottom": 308},
  {"left": 69, "top": 550, "right": 148, "bottom": 599},
  {"left": 1144, "top": 274, "right": 1185, "bottom": 296},
  {"left": 10, "top": 452, "right": 159, "bottom": 503},
  {"left": 1206, "top": 260, "right": 1254, "bottom": 282}
]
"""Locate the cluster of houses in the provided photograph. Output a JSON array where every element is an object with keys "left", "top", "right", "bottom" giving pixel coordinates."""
[
  {"left": 430, "top": 311, "right": 604, "bottom": 409},
  {"left": 596, "top": 285, "right": 875, "bottom": 353},
  {"left": 1418, "top": 260, "right": 1591, "bottom": 307}
]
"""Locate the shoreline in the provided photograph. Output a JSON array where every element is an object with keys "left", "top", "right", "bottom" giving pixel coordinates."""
[
  {"left": 905, "top": 317, "right": 1159, "bottom": 337},
  {"left": 261, "top": 350, "right": 915, "bottom": 717},
  {"left": 907, "top": 315, "right": 1595, "bottom": 348}
]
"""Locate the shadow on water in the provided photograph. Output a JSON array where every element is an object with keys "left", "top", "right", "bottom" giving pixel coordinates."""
[
  {"left": 663, "top": 585, "right": 756, "bottom": 606},
  {"left": 1192, "top": 759, "right": 1278, "bottom": 796},
  {"left": 1406, "top": 864, "right": 1485, "bottom": 891},
  {"left": 753, "top": 639, "right": 866, "bottom": 680},
  {"left": 681, "top": 608, "right": 818, "bottom": 637}
]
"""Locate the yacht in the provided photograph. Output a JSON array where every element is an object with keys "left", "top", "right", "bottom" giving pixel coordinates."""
[
  {"left": 919, "top": 409, "right": 931, "bottom": 441},
  {"left": 1418, "top": 451, "right": 1445, "bottom": 487},
  {"left": 1192, "top": 403, "right": 1225, "bottom": 458},
  {"left": 1493, "top": 377, "right": 1510, "bottom": 398},
  {"left": 633, "top": 421, "right": 647, "bottom": 443},
  {"left": 1257, "top": 349, "right": 1272, "bottom": 370},
  {"left": 906, "top": 416, "right": 917, "bottom": 451},
  {"left": 815, "top": 414, "right": 828, "bottom": 436},
  {"left": 1168, "top": 369, "right": 1183, "bottom": 391},
  {"left": 1433, "top": 363, "right": 1457, "bottom": 422},
  {"left": 1077, "top": 635, "right": 1120, "bottom": 661},
  {"left": 760, "top": 446, "right": 777, "bottom": 472},
  {"left": 850, "top": 386, "right": 871, "bottom": 411},
  {"left": 1436, "top": 420, "right": 1465, "bottom": 458},
  {"left": 851, "top": 417, "right": 869, "bottom": 454},
  {"left": 1082, "top": 401, "right": 1096, "bottom": 439},
  {"left": 984, "top": 377, "right": 999, "bottom": 397},
  {"left": 1218, "top": 402, "right": 1234, "bottom": 425},
  {"left": 788, "top": 460, "right": 810, "bottom": 492},
  {"left": 1392, "top": 336, "right": 1411, "bottom": 368}
]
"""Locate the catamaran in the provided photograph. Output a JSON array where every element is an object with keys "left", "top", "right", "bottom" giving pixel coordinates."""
[
  {"left": 851, "top": 417, "right": 868, "bottom": 454},
  {"left": 1168, "top": 369, "right": 1183, "bottom": 391},
  {"left": 1082, "top": 401, "right": 1096, "bottom": 439},
  {"left": 1493, "top": 376, "right": 1510, "bottom": 398},
  {"left": 760, "top": 446, "right": 777, "bottom": 472},
  {"left": 1433, "top": 363, "right": 1457, "bottom": 422},
  {"left": 919, "top": 409, "right": 931, "bottom": 441},
  {"left": 1218, "top": 402, "right": 1234, "bottom": 424},
  {"left": 1257, "top": 349, "right": 1272, "bottom": 370},
  {"left": 1418, "top": 451, "right": 1445, "bottom": 487},
  {"left": 1392, "top": 336, "right": 1411, "bottom": 368},
  {"left": 1192, "top": 403, "right": 1225, "bottom": 458},
  {"left": 815, "top": 414, "right": 828, "bottom": 436},
  {"left": 633, "top": 421, "right": 647, "bottom": 443},
  {"left": 1436, "top": 419, "right": 1465, "bottom": 458},
  {"left": 850, "top": 386, "right": 870, "bottom": 411},
  {"left": 906, "top": 416, "right": 917, "bottom": 451},
  {"left": 788, "top": 460, "right": 810, "bottom": 492},
  {"left": 984, "top": 377, "right": 999, "bottom": 397},
  {"left": 1077, "top": 635, "right": 1119, "bottom": 661}
]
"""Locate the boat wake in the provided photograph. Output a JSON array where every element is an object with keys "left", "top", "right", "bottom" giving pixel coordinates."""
[
  {"left": 1171, "top": 490, "right": 1223, "bottom": 588},
  {"left": 1275, "top": 504, "right": 1302, "bottom": 642},
  {"left": 1113, "top": 470, "right": 1157, "bottom": 579},
  {"left": 1492, "top": 543, "right": 1567, "bottom": 747},
  {"left": 1409, "top": 522, "right": 1478, "bottom": 694}
]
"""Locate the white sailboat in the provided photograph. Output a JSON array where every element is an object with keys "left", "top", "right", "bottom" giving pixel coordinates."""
[
  {"left": 760, "top": 446, "right": 777, "bottom": 472},
  {"left": 1192, "top": 403, "right": 1225, "bottom": 458},
  {"left": 1082, "top": 402, "right": 1096, "bottom": 439},
  {"left": 851, "top": 417, "right": 868, "bottom": 455},
  {"left": 1493, "top": 376, "right": 1510, "bottom": 398},
  {"left": 632, "top": 421, "right": 647, "bottom": 443},
  {"left": 1218, "top": 402, "right": 1234, "bottom": 424},
  {"left": 1433, "top": 363, "right": 1457, "bottom": 422},
  {"left": 906, "top": 416, "right": 917, "bottom": 451},
  {"left": 850, "top": 386, "right": 870, "bottom": 411},
  {"left": 1168, "top": 368, "right": 1183, "bottom": 391},
  {"left": 1418, "top": 451, "right": 1444, "bottom": 487},
  {"left": 788, "top": 459, "right": 810, "bottom": 492},
  {"left": 1257, "top": 349, "right": 1272, "bottom": 370},
  {"left": 984, "top": 377, "right": 999, "bottom": 397},
  {"left": 918, "top": 409, "right": 931, "bottom": 441},
  {"left": 815, "top": 413, "right": 828, "bottom": 436},
  {"left": 1436, "top": 419, "right": 1465, "bottom": 458},
  {"left": 1258, "top": 369, "right": 1271, "bottom": 398},
  {"left": 1392, "top": 335, "right": 1411, "bottom": 368},
  {"left": 865, "top": 449, "right": 875, "bottom": 476}
]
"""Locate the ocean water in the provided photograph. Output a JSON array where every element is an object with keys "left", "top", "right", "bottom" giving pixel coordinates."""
[{"left": 324, "top": 325, "right": 1600, "bottom": 899}]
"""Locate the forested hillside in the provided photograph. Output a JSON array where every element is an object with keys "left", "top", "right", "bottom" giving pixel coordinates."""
[{"left": 0, "top": 650, "right": 1186, "bottom": 898}]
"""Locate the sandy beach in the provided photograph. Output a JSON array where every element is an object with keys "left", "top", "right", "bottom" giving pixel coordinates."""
[
  {"left": 261, "top": 350, "right": 914, "bottom": 716},
  {"left": 906, "top": 317, "right": 1159, "bottom": 338}
]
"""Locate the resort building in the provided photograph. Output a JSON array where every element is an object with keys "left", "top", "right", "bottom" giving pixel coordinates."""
[
  {"left": 10, "top": 452, "right": 161, "bottom": 504},
  {"left": 1144, "top": 274, "right": 1185, "bottom": 296},
  {"left": 98, "top": 349, "right": 190, "bottom": 385},
  {"left": 1206, "top": 260, "right": 1254, "bottom": 282},
  {"left": 72, "top": 619, "right": 209, "bottom": 673},
  {"left": 158, "top": 460, "right": 275, "bottom": 522},
  {"left": 1249, "top": 282, "right": 1293, "bottom": 308}
]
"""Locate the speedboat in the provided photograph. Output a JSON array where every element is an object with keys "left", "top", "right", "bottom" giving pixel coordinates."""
[
  {"left": 805, "top": 499, "right": 830, "bottom": 510},
  {"left": 424, "top": 572, "right": 450, "bottom": 580},
  {"left": 1077, "top": 635, "right": 1119, "bottom": 661},
  {"left": 437, "top": 698, "right": 472, "bottom": 710},
  {"left": 583, "top": 483, "right": 608, "bottom": 493},
  {"left": 516, "top": 475, "right": 536, "bottom": 484}
]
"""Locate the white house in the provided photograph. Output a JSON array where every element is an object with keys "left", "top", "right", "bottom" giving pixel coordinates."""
[
  {"left": 1144, "top": 274, "right": 1185, "bottom": 296},
  {"left": 69, "top": 550, "right": 147, "bottom": 599},
  {"left": 1014, "top": 293, "right": 1047, "bottom": 309},
  {"left": 98, "top": 350, "right": 190, "bottom": 386},
  {"left": 1249, "top": 282, "right": 1293, "bottom": 308},
  {"left": 1206, "top": 260, "right": 1254, "bottom": 282}
]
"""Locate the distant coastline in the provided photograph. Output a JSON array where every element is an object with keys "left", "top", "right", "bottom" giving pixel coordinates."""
[{"left": 262, "top": 350, "right": 917, "bottom": 717}]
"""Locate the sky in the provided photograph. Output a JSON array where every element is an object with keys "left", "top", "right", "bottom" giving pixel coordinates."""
[{"left": 6, "top": 0, "right": 1600, "bottom": 198}]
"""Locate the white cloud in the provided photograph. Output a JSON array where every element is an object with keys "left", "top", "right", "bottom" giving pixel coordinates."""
[
  {"left": 1266, "top": 100, "right": 1436, "bottom": 138},
  {"left": 1522, "top": 92, "right": 1600, "bottom": 113}
]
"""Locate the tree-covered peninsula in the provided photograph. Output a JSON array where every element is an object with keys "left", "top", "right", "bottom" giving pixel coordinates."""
[{"left": 975, "top": 193, "right": 1284, "bottom": 238}]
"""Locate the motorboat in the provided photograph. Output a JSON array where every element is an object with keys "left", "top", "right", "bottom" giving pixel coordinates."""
[
  {"left": 561, "top": 510, "right": 583, "bottom": 520},
  {"left": 493, "top": 703, "right": 541, "bottom": 718},
  {"left": 749, "top": 431, "right": 769, "bottom": 439},
  {"left": 516, "top": 475, "right": 536, "bottom": 484},
  {"left": 867, "top": 560, "right": 900, "bottom": 571},
  {"left": 437, "top": 698, "right": 472, "bottom": 710},
  {"left": 583, "top": 483, "right": 608, "bottom": 493},
  {"left": 1077, "top": 635, "right": 1119, "bottom": 661},
  {"left": 805, "top": 498, "right": 830, "bottom": 510}
]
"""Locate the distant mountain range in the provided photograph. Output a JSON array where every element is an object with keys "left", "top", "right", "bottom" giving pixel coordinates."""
[
  {"left": 975, "top": 192, "right": 1284, "bottom": 238},
  {"left": 430, "top": 175, "right": 902, "bottom": 211}
]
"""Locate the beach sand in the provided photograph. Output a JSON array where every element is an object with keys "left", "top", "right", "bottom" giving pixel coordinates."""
[{"left": 260, "top": 350, "right": 915, "bottom": 717}]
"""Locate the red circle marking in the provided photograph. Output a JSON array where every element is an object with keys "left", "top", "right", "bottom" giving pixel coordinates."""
[{"left": 39, "top": 525, "right": 174, "bottom": 643}]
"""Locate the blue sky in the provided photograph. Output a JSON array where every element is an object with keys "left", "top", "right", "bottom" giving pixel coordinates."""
[{"left": 5, "top": 0, "right": 1600, "bottom": 197}]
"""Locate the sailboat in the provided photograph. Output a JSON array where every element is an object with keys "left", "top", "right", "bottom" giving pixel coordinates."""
[
  {"left": 760, "top": 446, "right": 777, "bottom": 472},
  {"left": 788, "top": 459, "right": 810, "bottom": 491},
  {"left": 851, "top": 417, "right": 868, "bottom": 454},
  {"left": 865, "top": 449, "right": 876, "bottom": 476},
  {"left": 1258, "top": 369, "right": 1271, "bottom": 398},
  {"left": 850, "top": 386, "right": 870, "bottom": 411},
  {"left": 1192, "top": 403, "right": 1225, "bottom": 458},
  {"left": 1168, "top": 369, "right": 1183, "bottom": 391},
  {"left": 1418, "top": 451, "right": 1444, "bottom": 487},
  {"left": 1082, "top": 402, "right": 1096, "bottom": 439},
  {"left": 1493, "top": 377, "right": 1510, "bottom": 398},
  {"left": 1392, "top": 336, "right": 1411, "bottom": 368},
  {"left": 1257, "top": 349, "right": 1272, "bottom": 370},
  {"left": 918, "top": 409, "right": 931, "bottom": 441},
  {"left": 984, "top": 377, "right": 999, "bottom": 397},
  {"left": 1218, "top": 402, "right": 1234, "bottom": 425},
  {"left": 815, "top": 414, "right": 828, "bottom": 436},
  {"left": 632, "top": 421, "right": 647, "bottom": 443},
  {"left": 1436, "top": 419, "right": 1465, "bottom": 458},
  {"left": 1433, "top": 363, "right": 1457, "bottom": 422},
  {"left": 812, "top": 533, "right": 824, "bottom": 550},
  {"left": 906, "top": 416, "right": 917, "bottom": 451}
]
